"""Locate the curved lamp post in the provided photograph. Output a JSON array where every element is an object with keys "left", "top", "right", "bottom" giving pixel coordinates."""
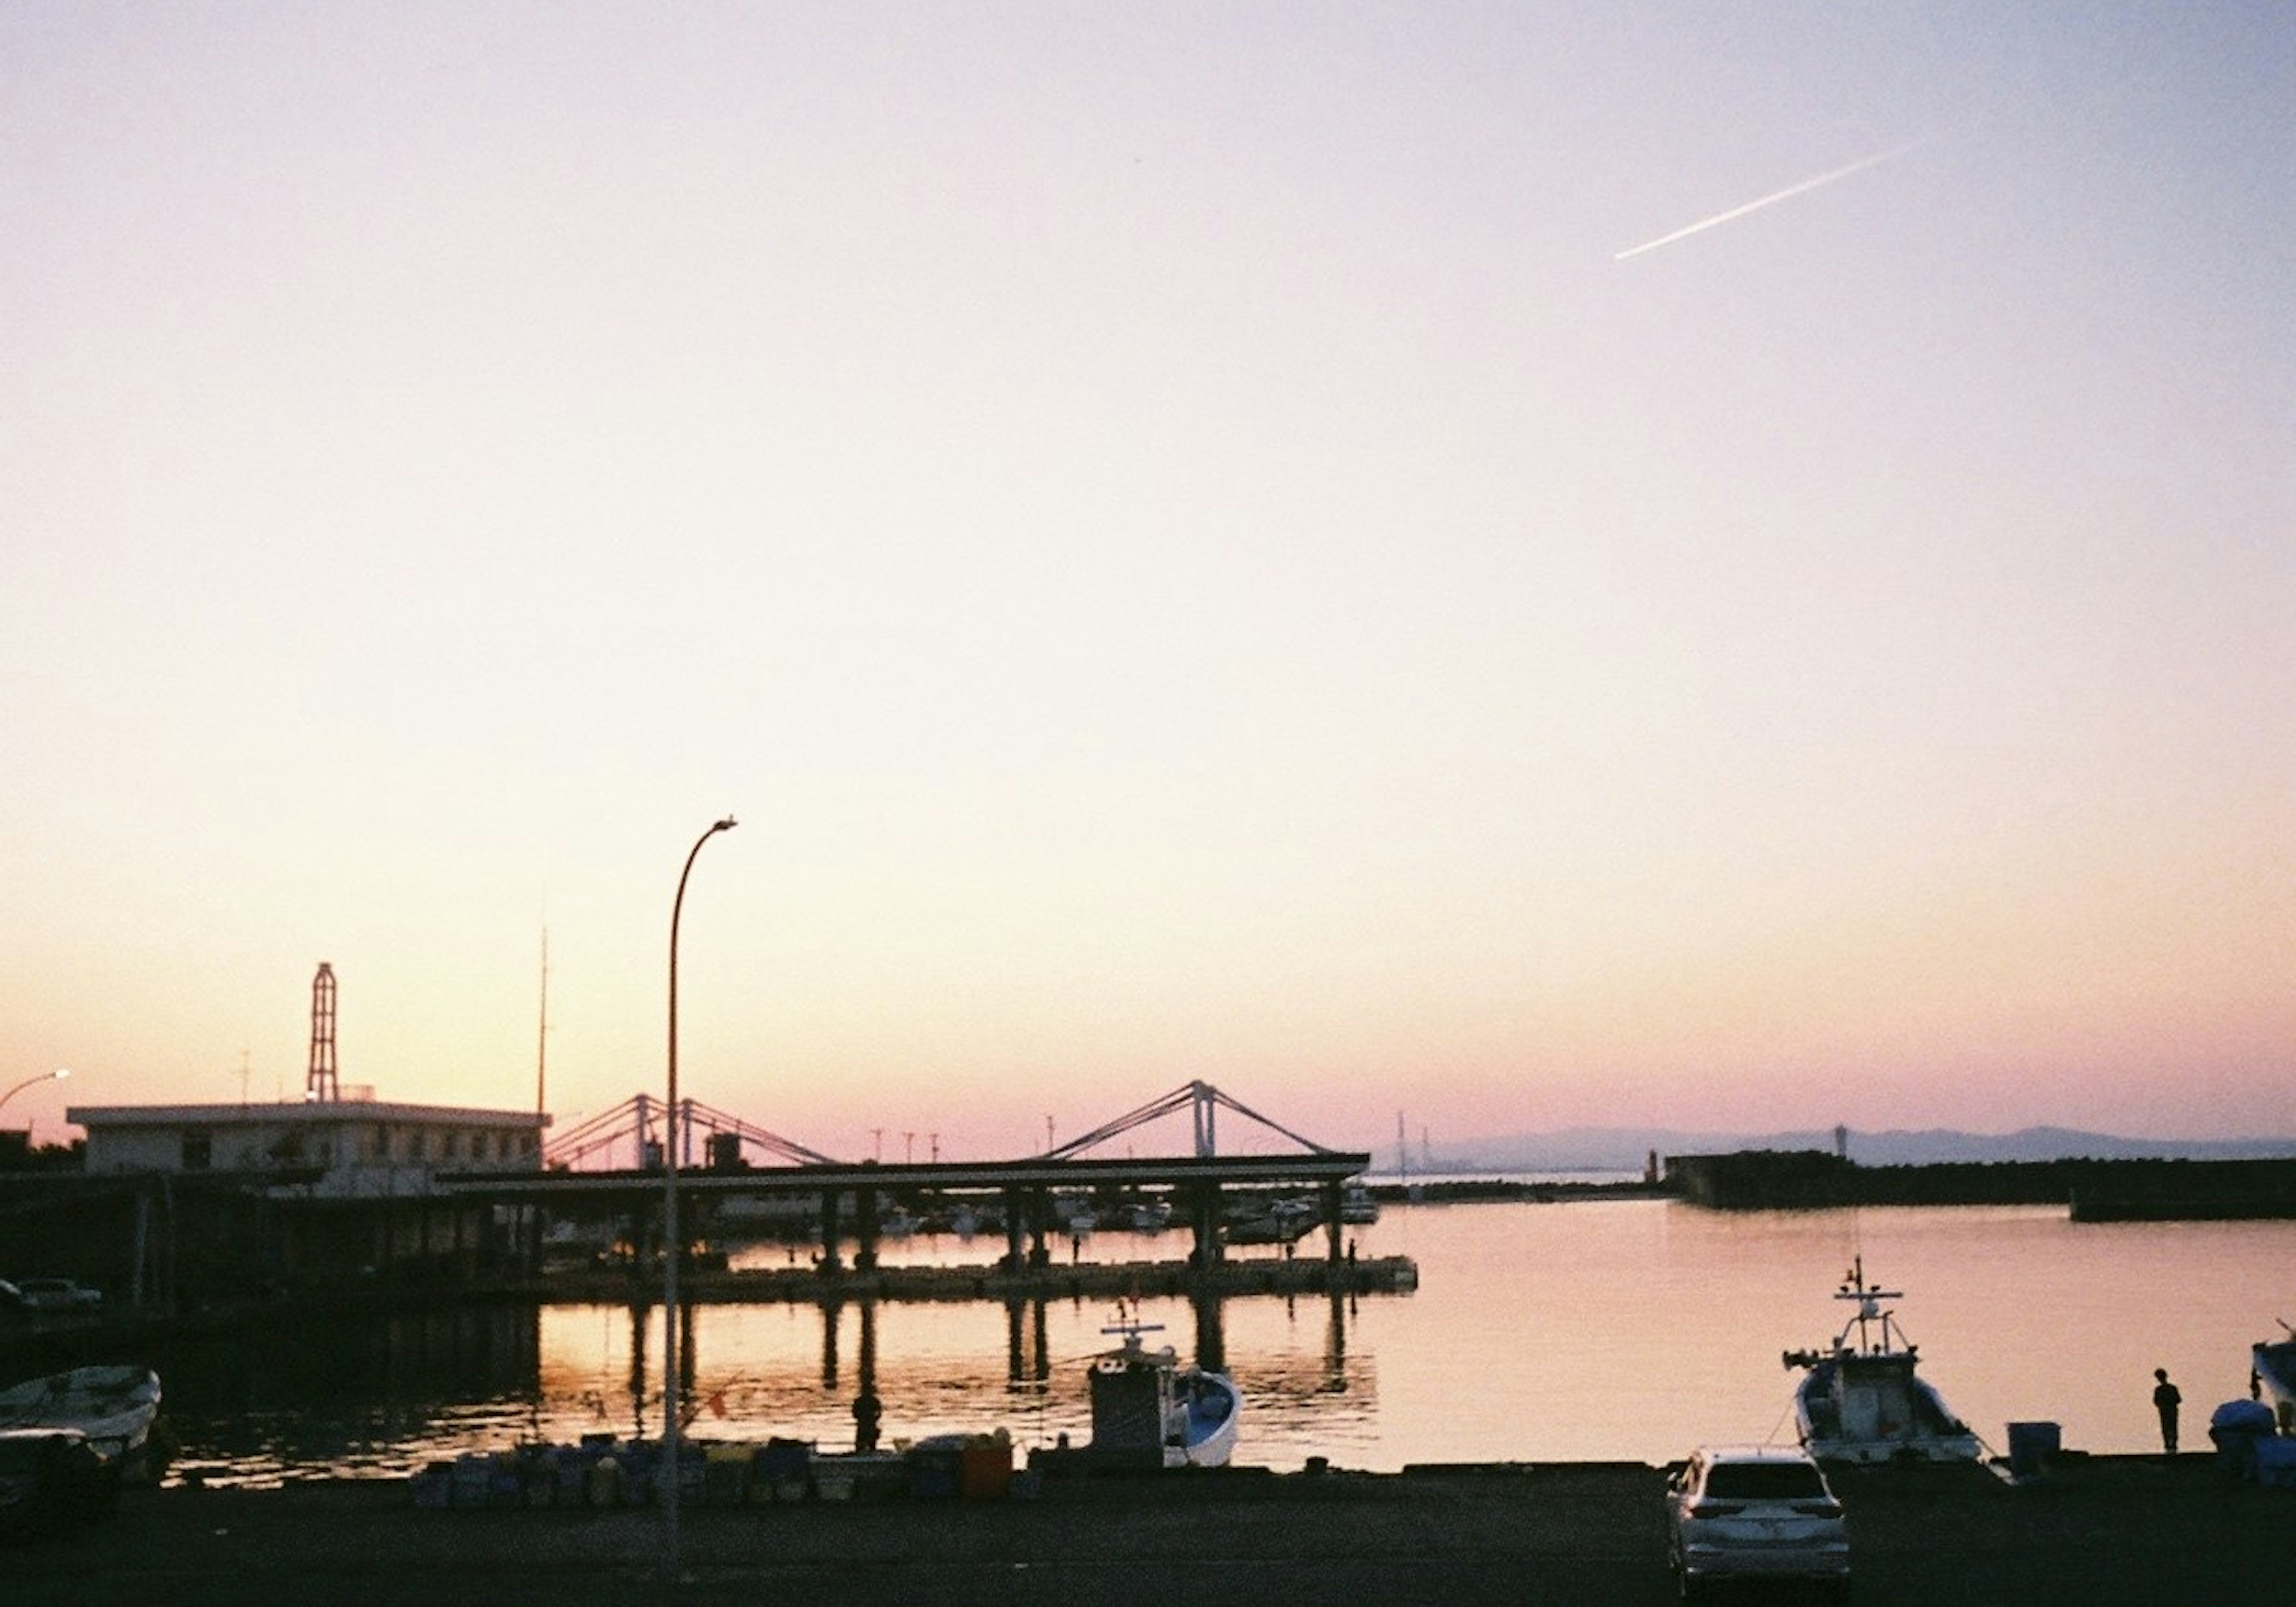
[
  {"left": 664, "top": 816, "right": 734, "bottom": 1576},
  {"left": 0, "top": 1067, "right": 69, "bottom": 1120}
]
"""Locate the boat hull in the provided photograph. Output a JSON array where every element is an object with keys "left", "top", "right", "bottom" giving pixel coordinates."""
[
  {"left": 1171, "top": 1369, "right": 1240, "bottom": 1469},
  {"left": 0, "top": 1367, "right": 163, "bottom": 1473},
  {"left": 1088, "top": 1332, "right": 1241, "bottom": 1470},
  {"left": 1792, "top": 1356, "right": 1981, "bottom": 1465}
]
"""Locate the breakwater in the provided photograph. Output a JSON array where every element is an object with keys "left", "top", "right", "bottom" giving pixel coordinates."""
[{"left": 1665, "top": 1149, "right": 2296, "bottom": 1218}]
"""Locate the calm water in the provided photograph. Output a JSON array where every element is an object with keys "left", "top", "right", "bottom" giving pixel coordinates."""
[{"left": 154, "top": 1201, "right": 2292, "bottom": 1485}]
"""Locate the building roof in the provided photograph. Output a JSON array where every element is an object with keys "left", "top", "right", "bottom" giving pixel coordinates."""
[{"left": 67, "top": 1100, "right": 550, "bottom": 1130}]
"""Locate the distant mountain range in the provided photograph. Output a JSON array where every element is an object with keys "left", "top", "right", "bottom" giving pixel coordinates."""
[{"left": 1383, "top": 1126, "right": 2296, "bottom": 1174}]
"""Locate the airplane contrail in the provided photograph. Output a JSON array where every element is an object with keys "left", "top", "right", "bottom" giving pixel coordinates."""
[{"left": 1614, "top": 135, "right": 1935, "bottom": 261}]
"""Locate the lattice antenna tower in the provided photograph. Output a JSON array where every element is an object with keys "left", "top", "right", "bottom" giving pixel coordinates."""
[{"left": 307, "top": 962, "right": 340, "bottom": 1102}]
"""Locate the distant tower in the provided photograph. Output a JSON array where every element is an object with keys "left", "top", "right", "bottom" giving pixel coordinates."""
[
  {"left": 1834, "top": 1124, "right": 1848, "bottom": 1161},
  {"left": 307, "top": 962, "right": 340, "bottom": 1103}
]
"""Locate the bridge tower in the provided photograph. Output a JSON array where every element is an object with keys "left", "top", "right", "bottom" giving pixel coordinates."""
[{"left": 307, "top": 962, "right": 340, "bottom": 1102}]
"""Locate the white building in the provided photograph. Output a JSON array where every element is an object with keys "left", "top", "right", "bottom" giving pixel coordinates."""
[{"left": 67, "top": 1096, "right": 549, "bottom": 1197}]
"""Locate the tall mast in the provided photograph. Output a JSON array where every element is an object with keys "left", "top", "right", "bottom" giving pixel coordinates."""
[{"left": 536, "top": 928, "right": 550, "bottom": 1119}]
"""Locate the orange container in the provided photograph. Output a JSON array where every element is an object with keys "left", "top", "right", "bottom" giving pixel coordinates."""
[{"left": 957, "top": 1438, "right": 1012, "bottom": 1499}]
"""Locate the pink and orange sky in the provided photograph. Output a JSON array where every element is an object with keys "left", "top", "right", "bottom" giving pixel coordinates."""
[{"left": 4, "top": 4, "right": 2290, "bottom": 1160}]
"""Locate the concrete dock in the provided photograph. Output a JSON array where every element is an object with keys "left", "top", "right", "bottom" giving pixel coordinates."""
[{"left": 10, "top": 1453, "right": 2293, "bottom": 1606}]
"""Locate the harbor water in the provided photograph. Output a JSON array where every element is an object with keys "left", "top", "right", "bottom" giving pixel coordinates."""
[{"left": 152, "top": 1200, "right": 2291, "bottom": 1485}]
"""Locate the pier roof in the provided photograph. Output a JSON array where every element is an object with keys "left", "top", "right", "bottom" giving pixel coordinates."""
[
  {"left": 442, "top": 1149, "right": 1373, "bottom": 1202},
  {"left": 68, "top": 1099, "right": 550, "bottom": 1129}
]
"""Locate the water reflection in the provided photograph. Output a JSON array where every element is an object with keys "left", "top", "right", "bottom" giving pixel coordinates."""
[
  {"left": 151, "top": 1227, "right": 1377, "bottom": 1484},
  {"left": 145, "top": 1203, "right": 2288, "bottom": 1483},
  {"left": 156, "top": 1304, "right": 543, "bottom": 1486}
]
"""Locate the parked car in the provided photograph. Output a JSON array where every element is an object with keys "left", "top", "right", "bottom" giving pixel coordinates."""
[
  {"left": 1666, "top": 1443, "right": 1851, "bottom": 1600},
  {"left": 11, "top": 1279, "right": 101, "bottom": 1313}
]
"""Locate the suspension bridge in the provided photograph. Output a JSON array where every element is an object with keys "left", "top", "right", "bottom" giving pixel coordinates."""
[{"left": 441, "top": 1081, "right": 1398, "bottom": 1295}]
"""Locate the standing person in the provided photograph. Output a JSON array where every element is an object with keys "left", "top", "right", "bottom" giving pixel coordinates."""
[{"left": 2152, "top": 1367, "right": 2182, "bottom": 1453}]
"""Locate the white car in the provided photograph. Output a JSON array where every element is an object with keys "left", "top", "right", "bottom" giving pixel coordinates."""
[
  {"left": 1666, "top": 1443, "right": 1851, "bottom": 1600},
  {"left": 11, "top": 1279, "right": 101, "bottom": 1313}
]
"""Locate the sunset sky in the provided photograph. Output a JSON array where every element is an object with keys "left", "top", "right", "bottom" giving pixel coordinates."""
[{"left": 5, "top": 4, "right": 2289, "bottom": 1160}]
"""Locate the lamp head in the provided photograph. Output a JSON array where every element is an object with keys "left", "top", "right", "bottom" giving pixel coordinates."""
[{"left": 714, "top": 816, "right": 738, "bottom": 833}]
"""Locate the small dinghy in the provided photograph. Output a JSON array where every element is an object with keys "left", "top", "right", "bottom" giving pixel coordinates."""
[
  {"left": 0, "top": 1366, "right": 163, "bottom": 1475},
  {"left": 1088, "top": 1315, "right": 1240, "bottom": 1469}
]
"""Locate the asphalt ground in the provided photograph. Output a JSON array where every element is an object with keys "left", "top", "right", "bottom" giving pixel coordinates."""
[{"left": 8, "top": 1454, "right": 2292, "bottom": 1607}]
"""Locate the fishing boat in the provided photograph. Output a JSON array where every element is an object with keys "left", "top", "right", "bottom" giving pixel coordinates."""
[
  {"left": 2253, "top": 1321, "right": 2296, "bottom": 1434},
  {"left": 1224, "top": 1195, "right": 1315, "bottom": 1245},
  {"left": 1782, "top": 1260, "right": 1980, "bottom": 1465},
  {"left": 0, "top": 1366, "right": 163, "bottom": 1477},
  {"left": 1087, "top": 1315, "right": 1240, "bottom": 1469},
  {"left": 1123, "top": 1198, "right": 1173, "bottom": 1233}
]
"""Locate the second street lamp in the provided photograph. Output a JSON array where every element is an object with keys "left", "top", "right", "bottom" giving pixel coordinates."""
[
  {"left": 0, "top": 1066, "right": 69, "bottom": 1120},
  {"left": 663, "top": 815, "right": 734, "bottom": 1579}
]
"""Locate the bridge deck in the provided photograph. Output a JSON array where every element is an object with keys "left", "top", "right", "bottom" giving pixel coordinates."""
[{"left": 515, "top": 1251, "right": 1418, "bottom": 1306}]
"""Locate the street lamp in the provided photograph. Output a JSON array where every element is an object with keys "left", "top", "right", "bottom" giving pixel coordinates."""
[
  {"left": 0, "top": 1067, "right": 68, "bottom": 1120},
  {"left": 664, "top": 816, "right": 734, "bottom": 1578}
]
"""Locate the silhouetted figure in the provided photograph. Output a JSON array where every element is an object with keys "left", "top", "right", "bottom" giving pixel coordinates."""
[
  {"left": 853, "top": 1390, "right": 883, "bottom": 1453},
  {"left": 2153, "top": 1368, "right": 2182, "bottom": 1453}
]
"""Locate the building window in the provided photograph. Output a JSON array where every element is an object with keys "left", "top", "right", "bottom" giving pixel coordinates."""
[{"left": 182, "top": 1131, "right": 212, "bottom": 1170}]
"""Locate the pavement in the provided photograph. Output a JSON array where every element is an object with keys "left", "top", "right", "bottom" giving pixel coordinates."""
[{"left": 8, "top": 1453, "right": 2294, "bottom": 1606}]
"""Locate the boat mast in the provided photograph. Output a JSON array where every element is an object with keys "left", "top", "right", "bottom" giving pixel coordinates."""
[
  {"left": 1835, "top": 1256, "right": 1907, "bottom": 1354},
  {"left": 536, "top": 927, "right": 550, "bottom": 1119}
]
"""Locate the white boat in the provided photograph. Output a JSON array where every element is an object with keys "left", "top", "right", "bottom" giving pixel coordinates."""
[
  {"left": 1782, "top": 1260, "right": 1980, "bottom": 1465},
  {"left": 2252, "top": 1321, "right": 2296, "bottom": 1434},
  {"left": 1088, "top": 1318, "right": 1240, "bottom": 1469},
  {"left": 1123, "top": 1199, "right": 1173, "bottom": 1233},
  {"left": 0, "top": 1365, "right": 163, "bottom": 1474},
  {"left": 1225, "top": 1195, "right": 1315, "bottom": 1245}
]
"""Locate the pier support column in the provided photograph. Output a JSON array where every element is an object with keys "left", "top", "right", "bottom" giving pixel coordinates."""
[
  {"left": 1002, "top": 1189, "right": 1026, "bottom": 1272},
  {"left": 818, "top": 1189, "right": 844, "bottom": 1271},
  {"left": 1187, "top": 1182, "right": 1224, "bottom": 1268},
  {"left": 854, "top": 1185, "right": 880, "bottom": 1273}
]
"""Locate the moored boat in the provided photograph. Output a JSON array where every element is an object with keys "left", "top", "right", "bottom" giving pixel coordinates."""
[
  {"left": 1087, "top": 1315, "right": 1239, "bottom": 1469},
  {"left": 0, "top": 1365, "right": 163, "bottom": 1478},
  {"left": 1123, "top": 1198, "right": 1173, "bottom": 1233},
  {"left": 2252, "top": 1321, "right": 2296, "bottom": 1434},
  {"left": 1782, "top": 1260, "right": 1980, "bottom": 1465}
]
